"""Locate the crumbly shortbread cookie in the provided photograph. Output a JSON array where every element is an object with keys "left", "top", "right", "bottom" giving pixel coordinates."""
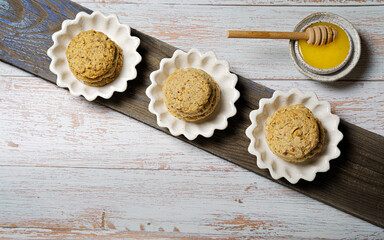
[
  {"left": 265, "top": 104, "right": 322, "bottom": 162},
  {"left": 75, "top": 48, "right": 123, "bottom": 87},
  {"left": 174, "top": 69, "right": 220, "bottom": 121},
  {"left": 74, "top": 45, "right": 119, "bottom": 83},
  {"left": 163, "top": 68, "right": 220, "bottom": 122},
  {"left": 66, "top": 30, "right": 117, "bottom": 79},
  {"left": 303, "top": 118, "right": 325, "bottom": 160}
]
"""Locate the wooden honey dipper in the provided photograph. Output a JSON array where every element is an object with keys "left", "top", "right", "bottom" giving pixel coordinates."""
[{"left": 227, "top": 25, "right": 338, "bottom": 45}]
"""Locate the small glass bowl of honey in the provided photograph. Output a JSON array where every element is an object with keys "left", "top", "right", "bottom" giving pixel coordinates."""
[{"left": 289, "top": 12, "right": 361, "bottom": 81}]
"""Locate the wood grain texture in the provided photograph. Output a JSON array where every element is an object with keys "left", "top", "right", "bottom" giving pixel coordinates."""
[
  {"left": 1, "top": 75, "right": 382, "bottom": 168},
  {"left": 74, "top": 0, "right": 384, "bottom": 5},
  {"left": 0, "top": 0, "right": 383, "bottom": 238},
  {"left": 2, "top": 2, "right": 384, "bottom": 81},
  {"left": 0, "top": 0, "right": 91, "bottom": 80},
  {"left": 1, "top": 167, "right": 383, "bottom": 239},
  {"left": 57, "top": 2, "right": 384, "bottom": 81},
  {"left": 0, "top": 0, "right": 383, "bottom": 227}
]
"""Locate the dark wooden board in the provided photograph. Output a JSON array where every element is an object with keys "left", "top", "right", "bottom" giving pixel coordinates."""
[{"left": 1, "top": 0, "right": 383, "bottom": 228}]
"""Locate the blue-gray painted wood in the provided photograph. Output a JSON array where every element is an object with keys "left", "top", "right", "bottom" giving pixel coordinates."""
[
  {"left": 0, "top": 0, "right": 91, "bottom": 80},
  {"left": 0, "top": 0, "right": 383, "bottom": 228}
]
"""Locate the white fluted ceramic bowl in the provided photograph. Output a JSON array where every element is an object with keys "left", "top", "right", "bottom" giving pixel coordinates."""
[
  {"left": 245, "top": 88, "right": 343, "bottom": 184},
  {"left": 47, "top": 11, "right": 141, "bottom": 101},
  {"left": 146, "top": 48, "right": 240, "bottom": 140}
]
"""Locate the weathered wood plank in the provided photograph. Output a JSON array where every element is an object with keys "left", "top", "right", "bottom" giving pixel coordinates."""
[
  {"left": 0, "top": 0, "right": 91, "bottom": 80},
  {"left": 0, "top": 228, "right": 214, "bottom": 240},
  {"left": 0, "top": 0, "right": 383, "bottom": 228},
  {"left": 0, "top": 167, "right": 382, "bottom": 239},
  {"left": 83, "top": 3, "right": 384, "bottom": 81},
  {"left": 1, "top": 75, "right": 382, "bottom": 170},
  {"left": 2, "top": 3, "right": 384, "bottom": 81},
  {"left": 74, "top": 0, "right": 384, "bottom": 6}
]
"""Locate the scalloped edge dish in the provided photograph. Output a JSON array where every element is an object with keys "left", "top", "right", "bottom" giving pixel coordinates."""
[
  {"left": 47, "top": 11, "right": 141, "bottom": 101},
  {"left": 245, "top": 88, "right": 343, "bottom": 184},
  {"left": 146, "top": 48, "right": 240, "bottom": 140}
]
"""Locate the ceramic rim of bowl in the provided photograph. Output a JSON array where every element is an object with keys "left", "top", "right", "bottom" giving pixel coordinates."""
[{"left": 294, "top": 20, "right": 353, "bottom": 75}]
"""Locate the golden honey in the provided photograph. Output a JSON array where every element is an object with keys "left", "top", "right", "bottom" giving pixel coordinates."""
[{"left": 298, "top": 22, "right": 350, "bottom": 70}]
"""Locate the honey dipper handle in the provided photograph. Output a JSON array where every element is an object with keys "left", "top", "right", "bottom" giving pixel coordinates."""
[{"left": 227, "top": 30, "right": 308, "bottom": 40}]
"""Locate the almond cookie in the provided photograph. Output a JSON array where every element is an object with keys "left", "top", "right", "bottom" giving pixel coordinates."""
[
  {"left": 66, "top": 30, "right": 117, "bottom": 79},
  {"left": 163, "top": 68, "right": 220, "bottom": 122},
  {"left": 265, "top": 104, "right": 323, "bottom": 162}
]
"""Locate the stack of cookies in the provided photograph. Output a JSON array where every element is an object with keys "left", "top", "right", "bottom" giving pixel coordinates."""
[
  {"left": 264, "top": 104, "right": 324, "bottom": 163},
  {"left": 66, "top": 30, "right": 123, "bottom": 87},
  {"left": 162, "top": 68, "right": 220, "bottom": 122}
]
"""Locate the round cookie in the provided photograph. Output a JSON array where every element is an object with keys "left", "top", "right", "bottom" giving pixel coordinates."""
[
  {"left": 74, "top": 47, "right": 119, "bottom": 83},
  {"left": 162, "top": 68, "right": 220, "bottom": 122},
  {"left": 66, "top": 30, "right": 116, "bottom": 79},
  {"left": 304, "top": 118, "right": 325, "bottom": 160},
  {"left": 74, "top": 45, "right": 123, "bottom": 87},
  {"left": 265, "top": 104, "right": 321, "bottom": 163},
  {"left": 173, "top": 69, "right": 220, "bottom": 121}
]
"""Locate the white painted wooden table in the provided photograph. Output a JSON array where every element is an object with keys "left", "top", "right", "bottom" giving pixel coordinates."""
[{"left": 1, "top": 1, "right": 383, "bottom": 239}]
